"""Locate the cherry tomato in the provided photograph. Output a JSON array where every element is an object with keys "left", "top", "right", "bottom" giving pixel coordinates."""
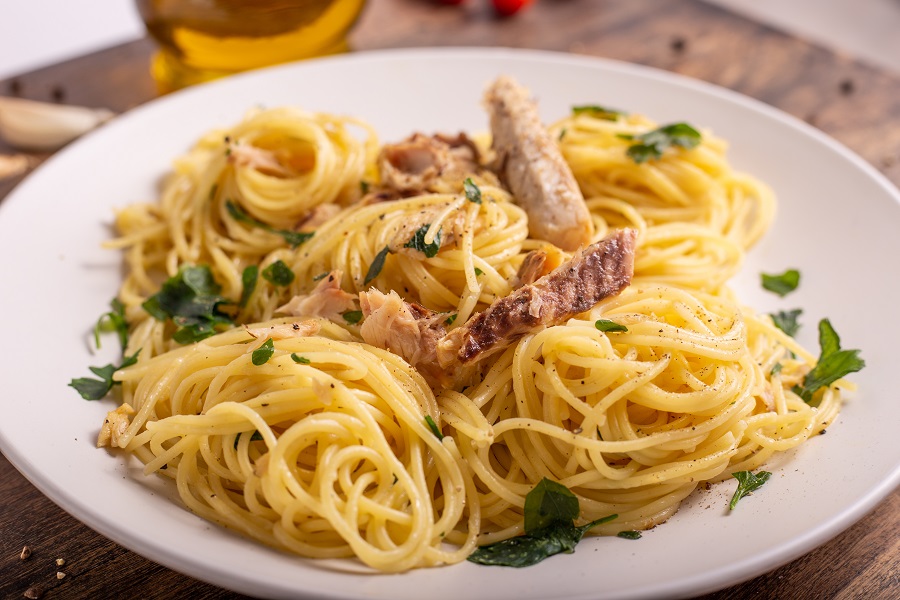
[{"left": 492, "top": 0, "right": 533, "bottom": 16}]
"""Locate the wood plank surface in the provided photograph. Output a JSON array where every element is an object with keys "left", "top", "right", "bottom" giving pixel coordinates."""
[{"left": 1, "top": 1, "right": 898, "bottom": 598}]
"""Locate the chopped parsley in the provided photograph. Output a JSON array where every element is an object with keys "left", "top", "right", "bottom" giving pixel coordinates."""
[
  {"left": 342, "top": 310, "right": 363, "bottom": 325},
  {"left": 94, "top": 298, "right": 128, "bottom": 352},
  {"left": 262, "top": 260, "right": 294, "bottom": 287},
  {"left": 595, "top": 319, "right": 628, "bottom": 333},
  {"left": 312, "top": 272, "right": 329, "bottom": 281},
  {"left": 445, "top": 313, "right": 458, "bottom": 326},
  {"left": 572, "top": 105, "right": 625, "bottom": 121},
  {"left": 619, "top": 122, "right": 701, "bottom": 164},
  {"left": 468, "top": 478, "right": 618, "bottom": 567},
  {"left": 359, "top": 180, "right": 370, "bottom": 194},
  {"left": 291, "top": 353, "right": 311, "bottom": 365},
  {"left": 425, "top": 415, "right": 444, "bottom": 440},
  {"left": 239, "top": 265, "right": 258, "bottom": 308},
  {"left": 761, "top": 269, "right": 800, "bottom": 297},
  {"left": 251, "top": 338, "right": 275, "bottom": 365},
  {"left": 364, "top": 246, "right": 391, "bottom": 285},
  {"left": 142, "top": 265, "right": 234, "bottom": 344},
  {"left": 728, "top": 470, "right": 772, "bottom": 510},
  {"left": 404, "top": 224, "right": 442, "bottom": 258},
  {"left": 770, "top": 308, "right": 802, "bottom": 337},
  {"left": 464, "top": 177, "right": 482, "bottom": 204},
  {"left": 474, "top": 267, "right": 484, "bottom": 276},
  {"left": 793, "top": 319, "right": 865, "bottom": 403},
  {"left": 233, "top": 430, "right": 264, "bottom": 449},
  {"left": 225, "top": 200, "right": 313, "bottom": 248},
  {"left": 616, "top": 531, "right": 642, "bottom": 540},
  {"left": 69, "top": 350, "right": 140, "bottom": 400}
]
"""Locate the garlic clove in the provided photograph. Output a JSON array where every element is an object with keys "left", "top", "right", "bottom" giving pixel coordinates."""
[
  {"left": 0, "top": 154, "right": 37, "bottom": 180},
  {"left": 0, "top": 97, "right": 115, "bottom": 151}
]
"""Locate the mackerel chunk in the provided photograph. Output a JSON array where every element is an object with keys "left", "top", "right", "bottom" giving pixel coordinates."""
[
  {"left": 437, "top": 229, "right": 637, "bottom": 367},
  {"left": 486, "top": 76, "right": 593, "bottom": 251}
]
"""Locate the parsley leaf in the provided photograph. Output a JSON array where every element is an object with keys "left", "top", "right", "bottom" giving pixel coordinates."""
[
  {"left": 69, "top": 350, "right": 140, "bottom": 400},
  {"left": 233, "top": 430, "right": 264, "bottom": 449},
  {"left": 360, "top": 180, "right": 370, "bottom": 194},
  {"left": 464, "top": 178, "right": 482, "bottom": 204},
  {"left": 572, "top": 105, "right": 625, "bottom": 121},
  {"left": 620, "top": 123, "right": 701, "bottom": 164},
  {"left": 761, "top": 269, "right": 800, "bottom": 297},
  {"left": 770, "top": 309, "right": 802, "bottom": 337},
  {"left": 523, "top": 478, "right": 579, "bottom": 532},
  {"left": 225, "top": 200, "right": 313, "bottom": 248},
  {"left": 445, "top": 313, "right": 457, "bottom": 326},
  {"left": 595, "top": 319, "right": 628, "bottom": 332},
  {"left": 291, "top": 353, "right": 311, "bottom": 364},
  {"left": 425, "top": 415, "right": 444, "bottom": 440},
  {"left": 474, "top": 267, "right": 484, "bottom": 276},
  {"left": 252, "top": 338, "right": 274, "bottom": 365},
  {"left": 365, "top": 246, "right": 391, "bottom": 285},
  {"left": 793, "top": 319, "right": 865, "bottom": 403},
  {"left": 239, "top": 265, "right": 258, "bottom": 308},
  {"left": 94, "top": 298, "right": 129, "bottom": 353},
  {"left": 617, "top": 530, "right": 642, "bottom": 540},
  {"left": 468, "top": 478, "right": 618, "bottom": 567},
  {"left": 142, "top": 266, "right": 234, "bottom": 344},
  {"left": 342, "top": 310, "right": 363, "bottom": 325},
  {"left": 262, "top": 260, "right": 294, "bottom": 287},
  {"left": 404, "top": 224, "right": 442, "bottom": 258},
  {"left": 728, "top": 470, "right": 772, "bottom": 510}
]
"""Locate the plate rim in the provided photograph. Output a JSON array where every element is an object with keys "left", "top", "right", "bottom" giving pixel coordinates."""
[{"left": 1, "top": 46, "right": 899, "bottom": 600}]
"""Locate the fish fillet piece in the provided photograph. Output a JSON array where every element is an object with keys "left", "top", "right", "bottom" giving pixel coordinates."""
[
  {"left": 359, "top": 289, "right": 451, "bottom": 388},
  {"left": 378, "top": 132, "right": 486, "bottom": 196},
  {"left": 485, "top": 76, "right": 593, "bottom": 251},
  {"left": 437, "top": 228, "right": 637, "bottom": 367},
  {"left": 276, "top": 270, "right": 357, "bottom": 322}
]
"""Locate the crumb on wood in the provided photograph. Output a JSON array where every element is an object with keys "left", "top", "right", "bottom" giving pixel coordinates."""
[
  {"left": 24, "top": 587, "right": 42, "bottom": 599},
  {"left": 19, "top": 546, "right": 32, "bottom": 560}
]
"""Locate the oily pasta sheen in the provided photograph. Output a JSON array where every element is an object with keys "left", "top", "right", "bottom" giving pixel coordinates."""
[
  {"left": 109, "top": 318, "right": 479, "bottom": 571},
  {"left": 91, "top": 96, "right": 857, "bottom": 573}
]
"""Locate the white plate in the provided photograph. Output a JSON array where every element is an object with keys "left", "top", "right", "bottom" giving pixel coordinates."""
[{"left": 1, "top": 48, "right": 898, "bottom": 600}]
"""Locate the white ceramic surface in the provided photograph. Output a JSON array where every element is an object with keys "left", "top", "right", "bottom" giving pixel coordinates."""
[{"left": 1, "top": 49, "right": 898, "bottom": 600}]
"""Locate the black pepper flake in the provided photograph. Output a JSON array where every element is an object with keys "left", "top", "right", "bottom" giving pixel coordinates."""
[
  {"left": 51, "top": 85, "right": 66, "bottom": 102},
  {"left": 670, "top": 37, "right": 687, "bottom": 53},
  {"left": 9, "top": 78, "right": 22, "bottom": 95},
  {"left": 839, "top": 79, "right": 855, "bottom": 95}
]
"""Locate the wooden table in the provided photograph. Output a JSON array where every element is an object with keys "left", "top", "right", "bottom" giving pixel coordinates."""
[{"left": 1, "top": 1, "right": 898, "bottom": 598}]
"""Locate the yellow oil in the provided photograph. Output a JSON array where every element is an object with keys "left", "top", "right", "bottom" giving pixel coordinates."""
[{"left": 136, "top": 0, "right": 367, "bottom": 92}]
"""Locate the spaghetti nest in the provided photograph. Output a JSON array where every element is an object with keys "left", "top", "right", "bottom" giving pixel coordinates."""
[{"left": 93, "top": 102, "right": 855, "bottom": 572}]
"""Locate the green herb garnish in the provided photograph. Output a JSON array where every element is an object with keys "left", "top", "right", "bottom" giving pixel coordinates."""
[
  {"left": 793, "top": 319, "right": 865, "bottom": 403},
  {"left": 770, "top": 308, "right": 802, "bottom": 337},
  {"left": 142, "top": 265, "right": 234, "bottom": 344},
  {"left": 467, "top": 478, "right": 618, "bottom": 567},
  {"left": 728, "top": 470, "right": 772, "bottom": 510},
  {"left": 69, "top": 350, "right": 140, "bottom": 400},
  {"left": 595, "top": 319, "right": 628, "bottom": 333},
  {"left": 225, "top": 200, "right": 313, "bottom": 248},
  {"left": 404, "top": 224, "right": 442, "bottom": 258},
  {"left": 262, "top": 260, "right": 294, "bottom": 287},
  {"left": 425, "top": 415, "right": 444, "bottom": 440},
  {"left": 572, "top": 105, "right": 625, "bottom": 121},
  {"left": 620, "top": 122, "right": 701, "bottom": 164},
  {"left": 445, "top": 314, "right": 457, "bottom": 326},
  {"left": 342, "top": 310, "right": 363, "bottom": 325},
  {"left": 239, "top": 265, "right": 258, "bottom": 308},
  {"left": 617, "top": 531, "right": 642, "bottom": 540},
  {"left": 761, "top": 269, "right": 800, "bottom": 297},
  {"left": 234, "top": 430, "right": 264, "bottom": 449},
  {"left": 474, "top": 267, "right": 484, "bottom": 276},
  {"left": 312, "top": 272, "right": 329, "bottom": 281},
  {"left": 365, "top": 246, "right": 391, "bottom": 285},
  {"left": 464, "top": 177, "right": 482, "bottom": 204},
  {"left": 252, "top": 338, "right": 275, "bottom": 365},
  {"left": 291, "top": 353, "right": 311, "bottom": 365},
  {"left": 360, "top": 180, "right": 370, "bottom": 194},
  {"left": 94, "top": 298, "right": 128, "bottom": 353}
]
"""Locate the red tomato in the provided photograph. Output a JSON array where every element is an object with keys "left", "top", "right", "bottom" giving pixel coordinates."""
[{"left": 492, "top": 0, "right": 533, "bottom": 16}]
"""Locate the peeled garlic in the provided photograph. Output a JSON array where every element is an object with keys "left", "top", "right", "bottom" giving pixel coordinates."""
[{"left": 0, "top": 97, "right": 114, "bottom": 151}]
